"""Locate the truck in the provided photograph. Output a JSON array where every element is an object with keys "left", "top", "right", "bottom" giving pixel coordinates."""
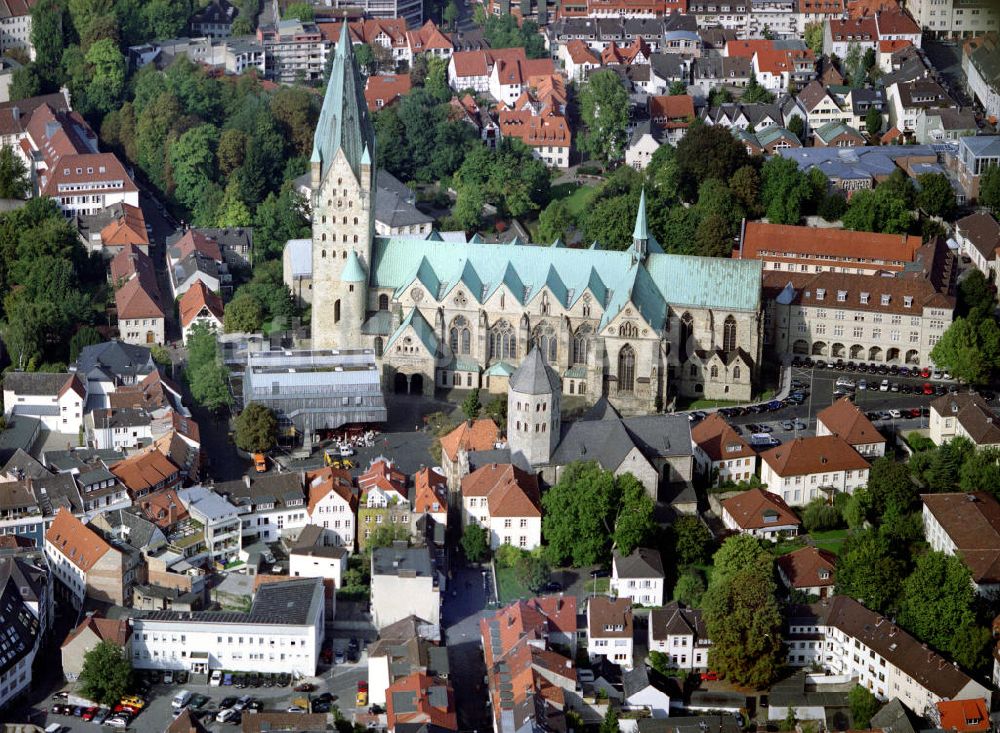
[
  {"left": 750, "top": 433, "right": 780, "bottom": 447},
  {"left": 172, "top": 690, "right": 192, "bottom": 711},
  {"left": 253, "top": 453, "right": 267, "bottom": 472}
]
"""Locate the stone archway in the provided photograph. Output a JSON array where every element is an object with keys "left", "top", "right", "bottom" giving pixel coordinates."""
[
  {"left": 811, "top": 341, "right": 828, "bottom": 356},
  {"left": 410, "top": 374, "right": 424, "bottom": 395},
  {"left": 905, "top": 349, "right": 919, "bottom": 365},
  {"left": 832, "top": 343, "right": 846, "bottom": 359},
  {"left": 792, "top": 339, "right": 809, "bottom": 355},
  {"left": 393, "top": 373, "right": 408, "bottom": 393},
  {"left": 850, "top": 344, "right": 864, "bottom": 359},
  {"left": 887, "top": 347, "right": 900, "bottom": 363},
  {"left": 869, "top": 346, "right": 883, "bottom": 362}
]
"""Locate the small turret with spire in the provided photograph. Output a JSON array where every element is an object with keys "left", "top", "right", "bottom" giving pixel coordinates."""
[{"left": 633, "top": 187, "right": 649, "bottom": 261}]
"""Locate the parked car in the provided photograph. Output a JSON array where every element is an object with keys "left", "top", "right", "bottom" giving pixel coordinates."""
[
  {"left": 356, "top": 681, "right": 369, "bottom": 707},
  {"left": 700, "top": 671, "right": 719, "bottom": 681},
  {"left": 880, "top": 379, "right": 890, "bottom": 391},
  {"left": 294, "top": 683, "right": 316, "bottom": 693},
  {"left": 210, "top": 670, "right": 223, "bottom": 687},
  {"left": 223, "top": 673, "right": 234, "bottom": 686},
  {"left": 335, "top": 649, "right": 346, "bottom": 664}
]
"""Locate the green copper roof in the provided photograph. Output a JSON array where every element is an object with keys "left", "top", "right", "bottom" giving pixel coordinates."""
[
  {"left": 485, "top": 361, "right": 516, "bottom": 377},
  {"left": 369, "top": 234, "right": 762, "bottom": 328},
  {"left": 342, "top": 250, "right": 366, "bottom": 282},
  {"left": 311, "top": 23, "right": 374, "bottom": 182},
  {"left": 633, "top": 188, "right": 649, "bottom": 242},
  {"left": 385, "top": 307, "right": 438, "bottom": 354}
]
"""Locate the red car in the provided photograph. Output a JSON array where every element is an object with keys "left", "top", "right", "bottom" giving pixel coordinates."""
[
  {"left": 923, "top": 382, "right": 934, "bottom": 395},
  {"left": 920, "top": 367, "right": 931, "bottom": 378},
  {"left": 82, "top": 706, "right": 99, "bottom": 721},
  {"left": 700, "top": 671, "right": 719, "bottom": 681}
]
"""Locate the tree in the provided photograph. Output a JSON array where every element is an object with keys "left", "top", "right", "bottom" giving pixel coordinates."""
[
  {"left": 9, "top": 65, "right": 42, "bottom": 102},
  {"left": 0, "top": 145, "right": 29, "bottom": 199},
  {"left": 579, "top": 70, "right": 629, "bottom": 163},
  {"left": 143, "top": 0, "right": 192, "bottom": 40},
  {"left": 673, "top": 567, "right": 706, "bottom": 607},
  {"left": 515, "top": 553, "right": 550, "bottom": 592},
  {"left": 979, "top": 165, "right": 1000, "bottom": 214},
  {"left": 844, "top": 43, "right": 865, "bottom": 87},
  {"left": 960, "top": 447, "right": 1000, "bottom": 497},
  {"left": 541, "top": 461, "right": 622, "bottom": 567},
  {"left": 801, "top": 498, "right": 842, "bottom": 532},
  {"left": 599, "top": 707, "right": 619, "bottom": 733},
  {"left": 674, "top": 121, "right": 749, "bottom": 200},
  {"left": 958, "top": 269, "right": 995, "bottom": 318},
  {"left": 866, "top": 457, "right": 918, "bottom": 516},
  {"left": 787, "top": 114, "right": 805, "bottom": 143},
  {"left": 694, "top": 213, "right": 732, "bottom": 257},
  {"left": 834, "top": 530, "right": 903, "bottom": 614},
  {"left": 366, "top": 523, "right": 410, "bottom": 550},
  {"left": 760, "top": 156, "right": 812, "bottom": 225},
  {"left": 461, "top": 388, "right": 481, "bottom": 419},
  {"left": 185, "top": 323, "right": 231, "bottom": 411},
  {"left": 224, "top": 292, "right": 264, "bottom": 333},
  {"left": 354, "top": 43, "right": 375, "bottom": 75},
  {"left": 69, "top": 326, "right": 103, "bottom": 362},
  {"left": 582, "top": 192, "right": 639, "bottom": 250},
  {"left": 712, "top": 534, "right": 769, "bottom": 585},
  {"left": 215, "top": 179, "right": 253, "bottom": 228},
  {"left": 708, "top": 87, "right": 734, "bottom": 106},
  {"left": 703, "top": 558, "right": 784, "bottom": 687},
  {"left": 899, "top": 552, "right": 979, "bottom": 661},
  {"left": 538, "top": 199, "right": 573, "bottom": 244},
  {"left": 283, "top": 1, "right": 314, "bottom": 20},
  {"left": 169, "top": 123, "right": 218, "bottom": 211},
  {"left": 930, "top": 315, "right": 1000, "bottom": 386},
  {"left": 951, "top": 621, "right": 992, "bottom": 672},
  {"left": 461, "top": 524, "right": 489, "bottom": 563},
  {"left": 742, "top": 74, "right": 774, "bottom": 104},
  {"left": 613, "top": 475, "right": 656, "bottom": 556},
  {"left": 673, "top": 516, "right": 714, "bottom": 565},
  {"left": 865, "top": 107, "right": 883, "bottom": 137},
  {"left": 79, "top": 641, "right": 132, "bottom": 706},
  {"left": 916, "top": 172, "right": 956, "bottom": 220},
  {"left": 31, "top": 0, "right": 65, "bottom": 83},
  {"left": 818, "top": 192, "right": 847, "bottom": 221},
  {"left": 84, "top": 38, "right": 126, "bottom": 114},
  {"left": 234, "top": 402, "right": 277, "bottom": 453},
  {"left": 254, "top": 188, "right": 310, "bottom": 261},
  {"left": 483, "top": 396, "right": 507, "bottom": 431},
  {"left": 804, "top": 22, "right": 824, "bottom": 55},
  {"left": 842, "top": 187, "right": 912, "bottom": 234},
  {"left": 443, "top": 0, "right": 458, "bottom": 27},
  {"left": 453, "top": 142, "right": 550, "bottom": 221},
  {"left": 849, "top": 686, "right": 879, "bottom": 729},
  {"left": 668, "top": 80, "right": 688, "bottom": 95}
]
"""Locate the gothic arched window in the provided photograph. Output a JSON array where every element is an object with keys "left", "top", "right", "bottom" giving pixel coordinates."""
[
  {"left": 489, "top": 320, "right": 516, "bottom": 360},
  {"left": 723, "top": 315, "right": 737, "bottom": 353},
  {"left": 532, "top": 323, "right": 557, "bottom": 362},
  {"left": 572, "top": 325, "right": 591, "bottom": 365},
  {"left": 450, "top": 316, "right": 471, "bottom": 355},
  {"left": 378, "top": 294, "right": 389, "bottom": 310},
  {"left": 618, "top": 344, "right": 636, "bottom": 393}
]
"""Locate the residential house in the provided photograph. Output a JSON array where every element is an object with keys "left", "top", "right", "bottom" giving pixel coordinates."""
[
  {"left": 111, "top": 244, "right": 166, "bottom": 346},
  {"left": 797, "top": 80, "right": 851, "bottom": 135},
  {"left": 498, "top": 106, "right": 571, "bottom": 169},
  {"left": 623, "top": 665, "right": 673, "bottom": 719},
  {"left": 966, "top": 36, "right": 1000, "bottom": 122},
  {"left": 816, "top": 397, "right": 886, "bottom": 458},
  {"left": 358, "top": 457, "right": 410, "bottom": 550},
  {"left": 908, "top": 0, "right": 999, "bottom": 38},
  {"left": 0, "top": 555, "right": 46, "bottom": 710},
  {"left": 61, "top": 613, "right": 130, "bottom": 681},
  {"left": 690, "top": 55, "right": 752, "bottom": 99},
  {"left": 957, "top": 135, "right": 1000, "bottom": 203},
  {"left": 289, "top": 524, "right": 349, "bottom": 588},
  {"left": 560, "top": 38, "right": 601, "bottom": 81},
  {"left": 406, "top": 20, "right": 453, "bottom": 61},
  {"left": 648, "top": 602, "right": 710, "bottom": 671},
  {"left": 734, "top": 126, "right": 802, "bottom": 156},
  {"left": 44, "top": 508, "right": 133, "bottom": 608},
  {"left": 178, "top": 280, "right": 224, "bottom": 344},
  {"left": 776, "top": 546, "right": 836, "bottom": 598},
  {"left": 216, "top": 472, "right": 311, "bottom": 545},
  {"left": 175, "top": 486, "right": 241, "bottom": 565},
  {"left": 364, "top": 74, "right": 412, "bottom": 111},
  {"left": 923, "top": 491, "right": 1000, "bottom": 597},
  {"left": 648, "top": 94, "right": 694, "bottom": 145},
  {"left": 448, "top": 48, "right": 528, "bottom": 95},
  {"left": 71, "top": 340, "right": 157, "bottom": 399},
  {"left": 77, "top": 203, "right": 149, "bottom": 257},
  {"left": 886, "top": 78, "right": 951, "bottom": 134},
  {"left": 916, "top": 107, "right": 977, "bottom": 144},
  {"left": 86, "top": 407, "right": 153, "bottom": 452},
  {"left": 0, "top": 0, "right": 38, "bottom": 61},
  {"left": 375, "top": 170, "right": 434, "bottom": 237},
  {"left": 439, "top": 418, "right": 501, "bottom": 492},
  {"left": 875, "top": 10, "right": 923, "bottom": 47},
  {"left": 460, "top": 462, "right": 542, "bottom": 551},
  {"left": 814, "top": 120, "right": 866, "bottom": 147},
  {"left": 720, "top": 488, "right": 801, "bottom": 540},
  {"left": 759, "top": 435, "right": 870, "bottom": 506},
  {"left": 189, "top": 0, "right": 237, "bottom": 38},
  {"left": 130, "top": 577, "right": 324, "bottom": 676},
  {"left": 167, "top": 229, "right": 228, "bottom": 299},
  {"left": 306, "top": 467, "right": 358, "bottom": 551},
  {"left": 929, "top": 393, "right": 1000, "bottom": 449},
  {"left": 371, "top": 543, "right": 440, "bottom": 629},
  {"left": 786, "top": 595, "right": 991, "bottom": 709},
  {"left": 449, "top": 94, "right": 499, "bottom": 147},
  {"left": 824, "top": 16, "right": 878, "bottom": 57},
  {"left": 110, "top": 446, "right": 182, "bottom": 499},
  {"left": 385, "top": 672, "right": 457, "bottom": 733},
  {"left": 2, "top": 372, "right": 86, "bottom": 434},
  {"left": 488, "top": 56, "right": 556, "bottom": 106},
  {"left": 411, "top": 466, "right": 448, "bottom": 546},
  {"left": 955, "top": 212, "right": 1000, "bottom": 280},
  {"left": 691, "top": 412, "right": 756, "bottom": 486},
  {"left": 611, "top": 547, "right": 665, "bottom": 606},
  {"left": 368, "top": 615, "right": 449, "bottom": 705},
  {"left": 626, "top": 121, "right": 665, "bottom": 170},
  {"left": 587, "top": 596, "right": 634, "bottom": 669},
  {"left": 936, "top": 699, "right": 990, "bottom": 733}
]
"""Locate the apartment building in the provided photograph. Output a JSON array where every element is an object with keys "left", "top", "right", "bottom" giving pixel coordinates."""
[
  {"left": 760, "top": 435, "right": 870, "bottom": 507},
  {"left": 817, "top": 398, "right": 886, "bottom": 458},
  {"left": 956, "top": 136, "right": 1000, "bottom": 204},
  {"left": 648, "top": 602, "right": 711, "bottom": 671},
  {"left": 460, "top": 462, "right": 542, "bottom": 551},
  {"left": 787, "top": 595, "right": 991, "bottom": 713},
  {"left": 907, "top": 0, "right": 998, "bottom": 38},
  {"left": 131, "top": 577, "right": 324, "bottom": 676},
  {"left": 176, "top": 486, "right": 242, "bottom": 566},
  {"left": 0, "top": 555, "right": 47, "bottom": 710},
  {"left": 306, "top": 468, "right": 357, "bottom": 551},
  {"left": 587, "top": 596, "right": 634, "bottom": 669},
  {"left": 611, "top": 547, "right": 665, "bottom": 606},
  {"left": 44, "top": 508, "right": 134, "bottom": 609},
  {"left": 2, "top": 371, "right": 86, "bottom": 434},
  {"left": 371, "top": 543, "right": 440, "bottom": 629},
  {"left": 922, "top": 492, "right": 1000, "bottom": 597},
  {"left": 217, "top": 473, "right": 310, "bottom": 545},
  {"left": 691, "top": 412, "right": 756, "bottom": 486},
  {"left": 929, "top": 393, "right": 1000, "bottom": 449},
  {"left": 258, "top": 20, "right": 328, "bottom": 83}
]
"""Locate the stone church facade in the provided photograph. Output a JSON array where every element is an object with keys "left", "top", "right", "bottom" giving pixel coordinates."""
[{"left": 294, "top": 26, "right": 765, "bottom": 415}]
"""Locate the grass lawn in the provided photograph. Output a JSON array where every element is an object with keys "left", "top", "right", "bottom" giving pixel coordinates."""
[
  {"left": 810, "top": 528, "right": 850, "bottom": 555},
  {"left": 496, "top": 566, "right": 532, "bottom": 604},
  {"left": 550, "top": 181, "right": 599, "bottom": 219},
  {"left": 584, "top": 577, "right": 610, "bottom": 594}
]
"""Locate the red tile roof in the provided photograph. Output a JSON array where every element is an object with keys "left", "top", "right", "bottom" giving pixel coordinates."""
[
  {"left": 828, "top": 16, "right": 878, "bottom": 40},
  {"left": 721, "top": 488, "right": 801, "bottom": 530},
  {"left": 171, "top": 229, "right": 223, "bottom": 262},
  {"left": 565, "top": 39, "right": 599, "bottom": 65},
  {"left": 45, "top": 508, "right": 113, "bottom": 572},
  {"left": 739, "top": 222, "right": 921, "bottom": 271},
  {"left": 364, "top": 73, "right": 412, "bottom": 111},
  {"left": 110, "top": 449, "right": 180, "bottom": 494},
  {"left": 691, "top": 413, "right": 755, "bottom": 461},
  {"left": 100, "top": 204, "right": 148, "bottom": 248},
  {"left": 937, "top": 698, "right": 990, "bottom": 733},
  {"left": 876, "top": 9, "right": 920, "bottom": 36},
  {"left": 306, "top": 467, "right": 357, "bottom": 515},
  {"left": 451, "top": 47, "right": 527, "bottom": 79},
  {"left": 440, "top": 419, "right": 499, "bottom": 462},
  {"left": 649, "top": 94, "right": 695, "bottom": 126},
  {"left": 178, "top": 280, "right": 224, "bottom": 329},
  {"left": 407, "top": 20, "right": 453, "bottom": 52},
  {"left": 115, "top": 272, "right": 165, "bottom": 320},
  {"left": 817, "top": 398, "right": 885, "bottom": 448},
  {"left": 412, "top": 467, "right": 447, "bottom": 514},
  {"left": 498, "top": 109, "right": 571, "bottom": 149},
  {"left": 40, "top": 152, "right": 137, "bottom": 198},
  {"left": 61, "top": 614, "right": 130, "bottom": 648},
  {"left": 135, "top": 488, "right": 189, "bottom": 529},
  {"left": 921, "top": 492, "right": 1000, "bottom": 583},
  {"left": 776, "top": 546, "right": 836, "bottom": 590},
  {"left": 760, "top": 435, "right": 869, "bottom": 476},
  {"left": 385, "top": 673, "right": 458, "bottom": 731},
  {"left": 461, "top": 463, "right": 541, "bottom": 517},
  {"left": 358, "top": 456, "right": 407, "bottom": 494}
]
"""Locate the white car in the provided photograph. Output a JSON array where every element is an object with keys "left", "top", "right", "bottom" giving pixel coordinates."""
[
  {"left": 210, "top": 670, "right": 222, "bottom": 687},
  {"left": 105, "top": 717, "right": 128, "bottom": 729},
  {"left": 880, "top": 379, "right": 890, "bottom": 391},
  {"left": 163, "top": 670, "right": 174, "bottom": 684},
  {"left": 889, "top": 409, "right": 902, "bottom": 419},
  {"left": 217, "top": 708, "right": 238, "bottom": 723}
]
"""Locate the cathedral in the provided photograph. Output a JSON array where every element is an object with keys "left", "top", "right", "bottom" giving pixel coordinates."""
[{"left": 286, "top": 25, "right": 765, "bottom": 414}]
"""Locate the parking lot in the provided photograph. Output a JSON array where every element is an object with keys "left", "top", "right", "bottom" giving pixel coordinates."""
[
  {"left": 700, "top": 360, "right": 984, "bottom": 447},
  {"left": 31, "top": 657, "right": 369, "bottom": 733}
]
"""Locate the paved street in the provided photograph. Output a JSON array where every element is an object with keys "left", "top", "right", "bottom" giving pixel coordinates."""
[{"left": 442, "top": 562, "right": 493, "bottom": 733}]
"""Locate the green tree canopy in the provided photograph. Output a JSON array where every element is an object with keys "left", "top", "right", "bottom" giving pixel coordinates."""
[
  {"left": 916, "top": 173, "right": 956, "bottom": 219},
  {"left": 579, "top": 69, "right": 630, "bottom": 163},
  {"left": 980, "top": 165, "right": 1000, "bottom": 214},
  {"left": 613, "top": 474, "right": 657, "bottom": 556},
  {"left": 224, "top": 292, "right": 264, "bottom": 333},
  {"left": 712, "top": 534, "right": 769, "bottom": 585},
  {"left": 849, "top": 685, "right": 880, "bottom": 729},
  {"left": 834, "top": 530, "right": 903, "bottom": 614},
  {"left": 898, "top": 552, "right": 978, "bottom": 660},
  {"left": 0, "top": 145, "right": 30, "bottom": 199},
  {"left": 283, "top": 1, "right": 314, "bottom": 20},
  {"left": 930, "top": 315, "right": 1000, "bottom": 386},
  {"left": 234, "top": 402, "right": 277, "bottom": 453},
  {"left": 80, "top": 640, "right": 132, "bottom": 705},
  {"left": 761, "top": 156, "right": 812, "bottom": 225},
  {"left": 461, "top": 388, "right": 481, "bottom": 420},
  {"left": 672, "top": 516, "right": 714, "bottom": 566},
  {"left": 461, "top": 523, "right": 489, "bottom": 563},
  {"left": 865, "top": 107, "right": 883, "bottom": 137},
  {"left": 674, "top": 121, "right": 750, "bottom": 200},
  {"left": 538, "top": 199, "right": 573, "bottom": 244}
]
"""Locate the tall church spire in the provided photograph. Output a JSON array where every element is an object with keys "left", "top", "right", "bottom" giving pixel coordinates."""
[{"left": 632, "top": 187, "right": 649, "bottom": 259}]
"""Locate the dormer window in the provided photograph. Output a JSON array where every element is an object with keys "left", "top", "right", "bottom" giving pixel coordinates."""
[
  {"left": 903, "top": 296, "right": 913, "bottom": 308},
  {"left": 837, "top": 290, "right": 847, "bottom": 302},
  {"left": 880, "top": 294, "right": 890, "bottom": 306},
  {"left": 860, "top": 292, "right": 870, "bottom": 304},
  {"left": 816, "top": 288, "right": 826, "bottom": 301}
]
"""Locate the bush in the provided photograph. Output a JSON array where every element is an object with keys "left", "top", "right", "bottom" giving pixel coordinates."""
[
  {"left": 906, "top": 432, "right": 936, "bottom": 452},
  {"left": 577, "top": 163, "right": 603, "bottom": 176},
  {"left": 495, "top": 543, "right": 524, "bottom": 569},
  {"left": 801, "top": 497, "right": 843, "bottom": 533}
]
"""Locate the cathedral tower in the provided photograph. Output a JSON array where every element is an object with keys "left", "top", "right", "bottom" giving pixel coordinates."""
[
  {"left": 310, "top": 23, "right": 376, "bottom": 349},
  {"left": 507, "top": 348, "right": 561, "bottom": 467}
]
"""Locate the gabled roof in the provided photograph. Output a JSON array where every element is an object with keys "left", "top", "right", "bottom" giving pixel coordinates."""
[
  {"left": 816, "top": 398, "right": 885, "bottom": 448},
  {"left": 2, "top": 371, "right": 80, "bottom": 398},
  {"left": 460, "top": 463, "right": 541, "bottom": 518},
  {"left": 955, "top": 213, "right": 1000, "bottom": 261},
  {"left": 761, "top": 435, "right": 869, "bottom": 476},
  {"left": 115, "top": 270, "right": 165, "bottom": 320},
  {"left": 100, "top": 203, "right": 148, "bottom": 247},
  {"left": 721, "top": 488, "right": 800, "bottom": 530},
  {"left": 178, "top": 280, "right": 224, "bottom": 329},
  {"left": 110, "top": 449, "right": 179, "bottom": 494},
  {"left": 588, "top": 595, "right": 632, "bottom": 638},
  {"left": 930, "top": 393, "right": 1000, "bottom": 446},
  {"left": 936, "top": 698, "right": 989, "bottom": 733},
  {"left": 440, "top": 419, "right": 499, "bottom": 462},
  {"left": 307, "top": 467, "right": 356, "bottom": 515},
  {"left": 45, "top": 508, "right": 114, "bottom": 572},
  {"left": 776, "top": 546, "right": 836, "bottom": 589},
  {"left": 691, "top": 413, "right": 754, "bottom": 461},
  {"left": 649, "top": 602, "right": 707, "bottom": 642},
  {"left": 814, "top": 120, "right": 865, "bottom": 144},
  {"left": 61, "top": 613, "right": 130, "bottom": 649},
  {"left": 613, "top": 547, "right": 664, "bottom": 579},
  {"left": 921, "top": 492, "right": 1000, "bottom": 583},
  {"left": 386, "top": 672, "right": 457, "bottom": 731}
]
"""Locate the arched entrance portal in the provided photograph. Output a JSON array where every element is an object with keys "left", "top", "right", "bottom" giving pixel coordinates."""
[
  {"left": 393, "top": 373, "right": 408, "bottom": 393},
  {"left": 410, "top": 374, "right": 424, "bottom": 395}
]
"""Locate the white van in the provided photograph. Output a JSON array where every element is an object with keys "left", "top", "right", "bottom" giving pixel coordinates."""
[{"left": 172, "top": 689, "right": 192, "bottom": 710}]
